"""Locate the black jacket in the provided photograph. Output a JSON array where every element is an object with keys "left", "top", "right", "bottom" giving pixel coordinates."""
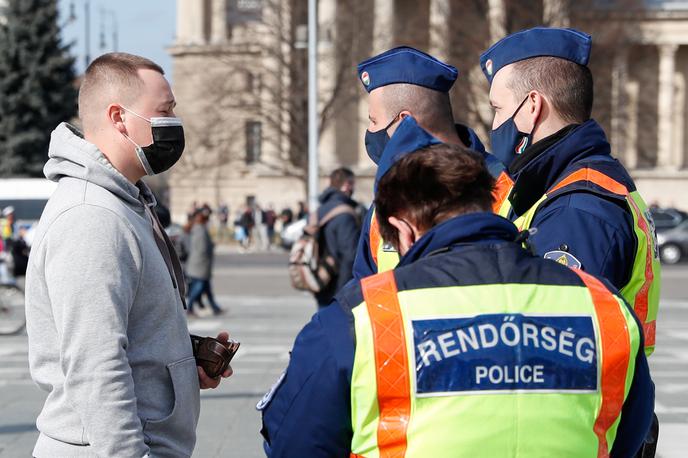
[{"left": 314, "top": 187, "right": 361, "bottom": 306}]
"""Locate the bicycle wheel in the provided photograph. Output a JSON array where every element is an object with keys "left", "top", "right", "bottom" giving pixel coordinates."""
[{"left": 0, "top": 284, "right": 25, "bottom": 335}]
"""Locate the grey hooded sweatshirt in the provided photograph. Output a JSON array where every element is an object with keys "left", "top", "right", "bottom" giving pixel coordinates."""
[{"left": 26, "top": 123, "right": 199, "bottom": 457}]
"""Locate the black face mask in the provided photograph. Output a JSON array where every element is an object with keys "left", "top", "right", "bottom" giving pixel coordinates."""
[
  {"left": 364, "top": 113, "right": 400, "bottom": 164},
  {"left": 122, "top": 108, "right": 185, "bottom": 175}
]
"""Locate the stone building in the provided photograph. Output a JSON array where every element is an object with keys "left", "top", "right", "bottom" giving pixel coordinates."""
[{"left": 169, "top": 0, "right": 688, "bottom": 221}]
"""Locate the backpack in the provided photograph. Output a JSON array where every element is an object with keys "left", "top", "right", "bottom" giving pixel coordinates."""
[{"left": 288, "top": 204, "right": 356, "bottom": 293}]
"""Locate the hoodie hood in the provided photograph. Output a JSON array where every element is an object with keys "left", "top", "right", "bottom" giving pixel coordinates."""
[{"left": 45, "top": 123, "right": 152, "bottom": 209}]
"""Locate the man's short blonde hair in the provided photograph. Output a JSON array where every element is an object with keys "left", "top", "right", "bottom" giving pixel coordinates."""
[{"left": 78, "top": 52, "right": 164, "bottom": 133}]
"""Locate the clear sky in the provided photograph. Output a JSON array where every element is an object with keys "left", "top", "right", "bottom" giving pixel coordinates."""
[{"left": 57, "top": 0, "right": 176, "bottom": 80}]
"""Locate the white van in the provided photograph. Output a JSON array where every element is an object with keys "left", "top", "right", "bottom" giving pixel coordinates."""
[{"left": 0, "top": 178, "right": 58, "bottom": 246}]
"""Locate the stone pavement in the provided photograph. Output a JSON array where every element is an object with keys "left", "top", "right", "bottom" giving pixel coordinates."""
[{"left": 0, "top": 253, "right": 686, "bottom": 457}]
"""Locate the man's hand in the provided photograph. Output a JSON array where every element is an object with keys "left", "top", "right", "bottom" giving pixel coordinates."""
[{"left": 198, "top": 331, "right": 234, "bottom": 389}]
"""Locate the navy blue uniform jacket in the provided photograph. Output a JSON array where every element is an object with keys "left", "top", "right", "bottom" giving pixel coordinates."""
[
  {"left": 351, "top": 118, "right": 503, "bottom": 280},
  {"left": 505, "top": 120, "right": 641, "bottom": 291},
  {"left": 259, "top": 212, "right": 654, "bottom": 458}
]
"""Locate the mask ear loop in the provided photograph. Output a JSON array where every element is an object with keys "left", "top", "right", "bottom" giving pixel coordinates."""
[{"left": 118, "top": 107, "right": 156, "bottom": 176}]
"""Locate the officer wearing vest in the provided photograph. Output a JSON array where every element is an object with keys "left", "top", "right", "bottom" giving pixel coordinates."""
[
  {"left": 482, "top": 27, "right": 660, "bottom": 356},
  {"left": 259, "top": 144, "right": 654, "bottom": 458},
  {"left": 352, "top": 46, "right": 504, "bottom": 281}
]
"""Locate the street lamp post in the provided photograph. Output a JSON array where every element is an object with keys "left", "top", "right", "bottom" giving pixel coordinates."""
[
  {"left": 83, "top": 0, "right": 90, "bottom": 67},
  {"left": 307, "top": 0, "right": 318, "bottom": 216}
]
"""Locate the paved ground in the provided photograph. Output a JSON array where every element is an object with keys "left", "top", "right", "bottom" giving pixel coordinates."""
[{"left": 0, "top": 249, "right": 686, "bottom": 457}]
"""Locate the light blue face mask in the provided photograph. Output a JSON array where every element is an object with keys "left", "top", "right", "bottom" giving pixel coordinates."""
[{"left": 489, "top": 95, "right": 531, "bottom": 168}]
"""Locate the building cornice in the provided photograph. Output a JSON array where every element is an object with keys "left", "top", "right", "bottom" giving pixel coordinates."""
[{"left": 168, "top": 42, "right": 263, "bottom": 57}]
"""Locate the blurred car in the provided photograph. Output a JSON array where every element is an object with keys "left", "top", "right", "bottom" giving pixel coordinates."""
[
  {"left": 649, "top": 207, "right": 688, "bottom": 233},
  {"left": 657, "top": 220, "right": 688, "bottom": 264},
  {"left": 0, "top": 178, "right": 57, "bottom": 246}
]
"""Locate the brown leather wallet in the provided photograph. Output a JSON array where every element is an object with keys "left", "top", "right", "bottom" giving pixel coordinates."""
[{"left": 190, "top": 334, "right": 240, "bottom": 378}]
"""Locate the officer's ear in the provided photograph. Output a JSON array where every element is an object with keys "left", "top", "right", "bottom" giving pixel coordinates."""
[
  {"left": 388, "top": 216, "right": 418, "bottom": 256},
  {"left": 521, "top": 90, "right": 545, "bottom": 133}
]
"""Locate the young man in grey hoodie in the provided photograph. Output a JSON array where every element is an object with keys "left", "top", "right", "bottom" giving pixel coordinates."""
[{"left": 25, "top": 52, "right": 232, "bottom": 458}]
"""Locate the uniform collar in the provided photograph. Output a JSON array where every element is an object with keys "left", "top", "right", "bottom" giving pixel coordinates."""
[
  {"left": 508, "top": 119, "right": 611, "bottom": 216},
  {"left": 398, "top": 212, "right": 518, "bottom": 267},
  {"left": 374, "top": 119, "right": 487, "bottom": 189}
]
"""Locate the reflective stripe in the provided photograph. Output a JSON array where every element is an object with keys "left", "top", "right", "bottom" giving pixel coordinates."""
[
  {"left": 549, "top": 168, "right": 628, "bottom": 195},
  {"left": 492, "top": 171, "right": 514, "bottom": 214},
  {"left": 644, "top": 321, "right": 656, "bottom": 347},
  {"left": 626, "top": 196, "right": 656, "bottom": 347},
  {"left": 370, "top": 210, "right": 381, "bottom": 266},
  {"left": 361, "top": 271, "right": 410, "bottom": 458},
  {"left": 573, "top": 270, "right": 631, "bottom": 458},
  {"left": 547, "top": 168, "right": 657, "bottom": 352}
]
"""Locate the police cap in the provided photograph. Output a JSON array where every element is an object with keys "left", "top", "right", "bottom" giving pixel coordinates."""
[
  {"left": 357, "top": 46, "right": 458, "bottom": 93},
  {"left": 480, "top": 27, "right": 592, "bottom": 85}
]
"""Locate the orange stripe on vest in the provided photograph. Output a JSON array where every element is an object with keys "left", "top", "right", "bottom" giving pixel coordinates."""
[
  {"left": 549, "top": 167, "right": 656, "bottom": 347},
  {"left": 573, "top": 270, "right": 632, "bottom": 458},
  {"left": 492, "top": 171, "right": 514, "bottom": 213},
  {"left": 369, "top": 212, "right": 381, "bottom": 266},
  {"left": 361, "top": 271, "right": 411, "bottom": 458}
]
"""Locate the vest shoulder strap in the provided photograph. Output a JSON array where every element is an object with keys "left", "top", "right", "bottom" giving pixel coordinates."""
[
  {"left": 548, "top": 167, "right": 629, "bottom": 199},
  {"left": 360, "top": 270, "right": 411, "bottom": 458}
]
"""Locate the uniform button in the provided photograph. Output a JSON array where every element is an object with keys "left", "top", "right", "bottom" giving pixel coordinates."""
[{"left": 559, "top": 243, "right": 569, "bottom": 252}]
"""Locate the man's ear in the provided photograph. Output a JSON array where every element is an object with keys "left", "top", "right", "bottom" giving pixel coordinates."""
[
  {"left": 108, "top": 104, "right": 126, "bottom": 133},
  {"left": 388, "top": 216, "right": 417, "bottom": 255},
  {"left": 523, "top": 90, "right": 544, "bottom": 132}
]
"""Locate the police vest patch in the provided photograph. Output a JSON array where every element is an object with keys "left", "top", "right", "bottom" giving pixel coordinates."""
[
  {"left": 412, "top": 314, "right": 598, "bottom": 396},
  {"left": 381, "top": 242, "right": 397, "bottom": 253},
  {"left": 544, "top": 250, "right": 582, "bottom": 269}
]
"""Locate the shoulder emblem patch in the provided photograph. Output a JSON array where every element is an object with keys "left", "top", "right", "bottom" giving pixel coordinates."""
[
  {"left": 544, "top": 250, "right": 582, "bottom": 269},
  {"left": 256, "top": 370, "right": 286, "bottom": 411}
]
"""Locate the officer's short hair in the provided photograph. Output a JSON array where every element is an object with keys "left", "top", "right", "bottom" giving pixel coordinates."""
[
  {"left": 79, "top": 52, "right": 164, "bottom": 133},
  {"left": 330, "top": 167, "right": 354, "bottom": 189},
  {"left": 375, "top": 144, "right": 495, "bottom": 249},
  {"left": 381, "top": 84, "right": 455, "bottom": 137},
  {"left": 508, "top": 57, "right": 593, "bottom": 124}
]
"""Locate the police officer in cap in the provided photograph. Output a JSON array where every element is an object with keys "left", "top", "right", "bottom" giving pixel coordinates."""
[
  {"left": 258, "top": 143, "right": 654, "bottom": 457},
  {"left": 482, "top": 27, "right": 660, "bottom": 357},
  {"left": 352, "top": 46, "right": 504, "bottom": 280}
]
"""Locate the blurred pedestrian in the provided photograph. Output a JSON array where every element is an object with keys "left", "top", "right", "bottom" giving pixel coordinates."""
[
  {"left": 253, "top": 204, "right": 269, "bottom": 250},
  {"left": 265, "top": 204, "right": 277, "bottom": 248},
  {"left": 313, "top": 167, "right": 361, "bottom": 307},
  {"left": 297, "top": 201, "right": 308, "bottom": 220},
  {"left": 218, "top": 201, "right": 230, "bottom": 242},
  {"left": 25, "top": 53, "right": 231, "bottom": 458},
  {"left": 10, "top": 227, "right": 29, "bottom": 278},
  {"left": 186, "top": 207, "right": 224, "bottom": 316}
]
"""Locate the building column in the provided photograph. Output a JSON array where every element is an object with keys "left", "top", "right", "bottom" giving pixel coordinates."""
[
  {"left": 176, "top": 0, "right": 205, "bottom": 45},
  {"left": 543, "top": 0, "right": 570, "bottom": 27},
  {"left": 611, "top": 47, "right": 630, "bottom": 166},
  {"left": 211, "top": 0, "right": 227, "bottom": 44},
  {"left": 657, "top": 44, "right": 678, "bottom": 168},
  {"left": 429, "top": 0, "right": 450, "bottom": 61},
  {"left": 625, "top": 81, "right": 639, "bottom": 170},
  {"left": 674, "top": 70, "right": 685, "bottom": 169},
  {"left": 488, "top": 0, "right": 506, "bottom": 44},
  {"left": 373, "top": 0, "right": 394, "bottom": 54}
]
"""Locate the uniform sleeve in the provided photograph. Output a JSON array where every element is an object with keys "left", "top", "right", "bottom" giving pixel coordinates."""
[
  {"left": 43, "top": 206, "right": 148, "bottom": 457},
  {"left": 352, "top": 206, "right": 377, "bottom": 280},
  {"left": 529, "top": 193, "right": 636, "bottom": 290},
  {"left": 260, "top": 301, "right": 355, "bottom": 457},
  {"left": 610, "top": 299, "right": 655, "bottom": 458}
]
